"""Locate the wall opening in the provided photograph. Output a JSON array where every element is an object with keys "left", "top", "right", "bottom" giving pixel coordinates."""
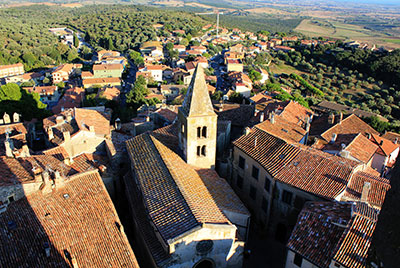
[
  {"left": 202, "top": 126, "right": 207, "bottom": 138},
  {"left": 193, "top": 259, "right": 215, "bottom": 268}
]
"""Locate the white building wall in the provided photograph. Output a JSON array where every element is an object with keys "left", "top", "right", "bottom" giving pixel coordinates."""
[
  {"left": 166, "top": 224, "right": 243, "bottom": 268},
  {"left": 285, "top": 250, "right": 321, "bottom": 268}
]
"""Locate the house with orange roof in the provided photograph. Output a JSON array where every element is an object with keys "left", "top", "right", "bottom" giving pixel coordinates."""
[
  {"left": 24, "top": 85, "right": 60, "bottom": 105},
  {"left": 43, "top": 107, "right": 111, "bottom": 158},
  {"left": 5, "top": 72, "right": 43, "bottom": 85},
  {"left": 0, "top": 164, "right": 139, "bottom": 267},
  {"left": 82, "top": 77, "right": 121, "bottom": 89},
  {"left": 140, "top": 64, "right": 163, "bottom": 82},
  {"left": 96, "top": 86, "right": 120, "bottom": 101},
  {"left": 52, "top": 86, "right": 85, "bottom": 113},
  {"left": 0, "top": 63, "right": 24, "bottom": 78},
  {"left": 286, "top": 202, "right": 379, "bottom": 268},
  {"left": 93, "top": 64, "right": 124, "bottom": 78},
  {"left": 227, "top": 59, "right": 243, "bottom": 72},
  {"left": 51, "top": 63, "right": 82, "bottom": 83},
  {"left": 369, "top": 134, "right": 399, "bottom": 173}
]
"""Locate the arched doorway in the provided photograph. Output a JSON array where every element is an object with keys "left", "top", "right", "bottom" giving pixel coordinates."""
[{"left": 193, "top": 259, "right": 215, "bottom": 268}]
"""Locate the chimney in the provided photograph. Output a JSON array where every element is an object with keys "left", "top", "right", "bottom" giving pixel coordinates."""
[
  {"left": 328, "top": 113, "right": 335, "bottom": 125},
  {"left": 89, "top": 125, "right": 95, "bottom": 132},
  {"left": 21, "top": 144, "right": 30, "bottom": 157},
  {"left": 115, "top": 118, "right": 121, "bottom": 130},
  {"left": 380, "top": 140, "right": 384, "bottom": 146},
  {"left": 259, "top": 112, "right": 264, "bottom": 123},
  {"left": 63, "top": 131, "right": 70, "bottom": 142},
  {"left": 71, "top": 257, "right": 79, "bottom": 268},
  {"left": 33, "top": 167, "right": 43, "bottom": 181},
  {"left": 330, "top": 133, "right": 337, "bottom": 144},
  {"left": 395, "top": 138, "right": 398, "bottom": 144},
  {"left": 54, "top": 170, "right": 65, "bottom": 188},
  {"left": 242, "top": 99, "right": 246, "bottom": 105},
  {"left": 270, "top": 112, "right": 275, "bottom": 124},
  {"left": 41, "top": 170, "right": 52, "bottom": 194},
  {"left": 218, "top": 105, "right": 223, "bottom": 112},
  {"left": 367, "top": 133, "right": 371, "bottom": 139},
  {"left": 339, "top": 112, "right": 343, "bottom": 124},
  {"left": 361, "top": 182, "right": 371, "bottom": 203},
  {"left": 4, "top": 139, "right": 13, "bottom": 158},
  {"left": 48, "top": 127, "right": 54, "bottom": 140},
  {"left": 66, "top": 113, "right": 72, "bottom": 122},
  {"left": 244, "top": 127, "right": 251, "bottom": 135},
  {"left": 56, "top": 115, "right": 64, "bottom": 125},
  {"left": 305, "top": 119, "right": 310, "bottom": 132}
]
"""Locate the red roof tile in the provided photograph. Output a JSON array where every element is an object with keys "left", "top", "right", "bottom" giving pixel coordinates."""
[{"left": 0, "top": 170, "right": 139, "bottom": 267}]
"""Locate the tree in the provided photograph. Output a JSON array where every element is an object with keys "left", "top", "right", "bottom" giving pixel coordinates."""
[
  {"left": 73, "top": 33, "right": 79, "bottom": 48},
  {"left": 249, "top": 70, "right": 262, "bottom": 82},
  {"left": 0, "top": 83, "right": 22, "bottom": 101},
  {"left": 180, "top": 38, "right": 189, "bottom": 47}
]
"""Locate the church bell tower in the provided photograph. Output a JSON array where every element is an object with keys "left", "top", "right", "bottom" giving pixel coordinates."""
[{"left": 178, "top": 65, "right": 217, "bottom": 169}]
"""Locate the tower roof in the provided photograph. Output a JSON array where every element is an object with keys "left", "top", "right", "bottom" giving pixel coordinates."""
[{"left": 179, "top": 65, "right": 216, "bottom": 117}]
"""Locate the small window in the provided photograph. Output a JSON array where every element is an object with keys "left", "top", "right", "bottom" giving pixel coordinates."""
[
  {"left": 201, "top": 145, "right": 206, "bottom": 156},
  {"left": 282, "top": 190, "right": 293, "bottom": 205},
  {"left": 202, "top": 126, "right": 207, "bottom": 138},
  {"left": 197, "top": 146, "right": 201, "bottom": 156},
  {"left": 264, "top": 178, "right": 270, "bottom": 193},
  {"left": 261, "top": 197, "right": 268, "bottom": 214},
  {"left": 8, "top": 195, "right": 15, "bottom": 203},
  {"left": 238, "top": 156, "right": 245, "bottom": 169},
  {"left": 197, "top": 127, "right": 201, "bottom": 138},
  {"left": 252, "top": 166, "right": 259, "bottom": 180},
  {"left": 294, "top": 253, "right": 303, "bottom": 267},
  {"left": 236, "top": 175, "right": 243, "bottom": 189},
  {"left": 249, "top": 185, "right": 257, "bottom": 200}
]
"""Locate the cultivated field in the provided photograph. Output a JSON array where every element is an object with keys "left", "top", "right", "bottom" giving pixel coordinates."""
[{"left": 295, "top": 19, "right": 400, "bottom": 50}]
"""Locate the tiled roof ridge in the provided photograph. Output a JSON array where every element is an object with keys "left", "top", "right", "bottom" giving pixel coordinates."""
[
  {"left": 126, "top": 134, "right": 200, "bottom": 242},
  {"left": 149, "top": 134, "right": 230, "bottom": 225},
  {"left": 319, "top": 114, "right": 356, "bottom": 141}
]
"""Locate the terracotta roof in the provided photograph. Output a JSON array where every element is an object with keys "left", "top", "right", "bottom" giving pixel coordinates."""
[
  {"left": 381, "top": 131, "right": 400, "bottom": 144},
  {"left": 42, "top": 145, "right": 70, "bottom": 161},
  {"left": 287, "top": 202, "right": 352, "bottom": 268},
  {"left": 154, "top": 108, "right": 178, "bottom": 123},
  {"left": 276, "top": 147, "right": 358, "bottom": 200},
  {"left": 196, "top": 168, "right": 250, "bottom": 216},
  {"left": 343, "top": 171, "right": 390, "bottom": 208},
  {"left": 0, "top": 63, "right": 24, "bottom": 70},
  {"left": 146, "top": 65, "right": 163, "bottom": 70},
  {"left": 345, "top": 133, "right": 379, "bottom": 163},
  {"left": 82, "top": 77, "right": 121, "bottom": 86},
  {"left": 97, "top": 87, "right": 120, "bottom": 100},
  {"left": 25, "top": 86, "right": 57, "bottom": 95},
  {"left": 81, "top": 71, "right": 93, "bottom": 78},
  {"left": 288, "top": 201, "right": 378, "bottom": 268},
  {"left": 0, "top": 155, "right": 70, "bottom": 186},
  {"left": 279, "top": 100, "right": 313, "bottom": 125},
  {"left": 250, "top": 93, "right": 272, "bottom": 104},
  {"left": 74, "top": 108, "right": 110, "bottom": 136},
  {"left": 151, "top": 123, "right": 180, "bottom": 153},
  {"left": 333, "top": 203, "right": 379, "bottom": 268},
  {"left": 321, "top": 114, "right": 379, "bottom": 142},
  {"left": 316, "top": 101, "right": 387, "bottom": 121},
  {"left": 255, "top": 116, "right": 307, "bottom": 143},
  {"left": 0, "top": 170, "right": 139, "bottom": 267},
  {"left": 125, "top": 133, "right": 229, "bottom": 243},
  {"left": 52, "top": 87, "right": 85, "bottom": 114},
  {"left": 123, "top": 172, "right": 170, "bottom": 265},
  {"left": 233, "top": 128, "right": 301, "bottom": 177},
  {"left": 370, "top": 133, "right": 399, "bottom": 156},
  {"left": 214, "top": 103, "right": 255, "bottom": 127}
]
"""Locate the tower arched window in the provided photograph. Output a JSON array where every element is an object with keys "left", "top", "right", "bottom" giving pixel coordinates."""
[
  {"left": 197, "top": 146, "right": 201, "bottom": 156},
  {"left": 197, "top": 127, "right": 201, "bottom": 138},
  {"left": 201, "top": 145, "right": 206, "bottom": 156},
  {"left": 202, "top": 126, "right": 207, "bottom": 138}
]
